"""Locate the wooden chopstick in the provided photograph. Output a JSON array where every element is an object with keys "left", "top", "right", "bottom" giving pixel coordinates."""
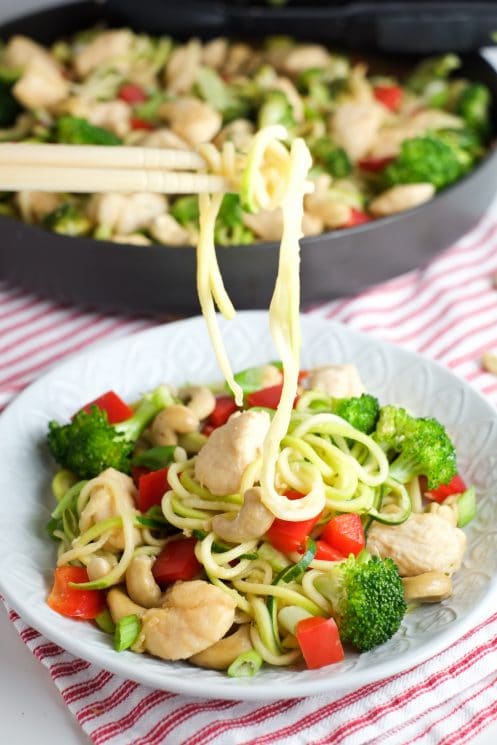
[
  {"left": 0, "top": 164, "right": 229, "bottom": 194},
  {"left": 0, "top": 143, "right": 230, "bottom": 194},
  {"left": 0, "top": 143, "right": 206, "bottom": 171}
]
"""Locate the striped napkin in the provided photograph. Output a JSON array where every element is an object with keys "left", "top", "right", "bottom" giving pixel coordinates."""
[{"left": 2, "top": 201, "right": 497, "bottom": 744}]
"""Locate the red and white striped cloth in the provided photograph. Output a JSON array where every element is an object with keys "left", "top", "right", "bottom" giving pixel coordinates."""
[{"left": 3, "top": 201, "right": 497, "bottom": 744}]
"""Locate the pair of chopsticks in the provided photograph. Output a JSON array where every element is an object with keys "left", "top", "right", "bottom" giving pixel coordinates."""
[{"left": 0, "top": 143, "right": 230, "bottom": 194}]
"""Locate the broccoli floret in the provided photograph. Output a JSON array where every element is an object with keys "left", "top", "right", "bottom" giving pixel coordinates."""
[
  {"left": 47, "top": 385, "right": 174, "bottom": 479},
  {"left": 388, "top": 416, "right": 457, "bottom": 490},
  {"left": 374, "top": 405, "right": 457, "bottom": 489},
  {"left": 311, "top": 137, "right": 351, "bottom": 178},
  {"left": 315, "top": 553, "right": 406, "bottom": 652},
  {"left": 332, "top": 394, "right": 380, "bottom": 434},
  {"left": 374, "top": 405, "right": 416, "bottom": 452},
  {"left": 56, "top": 116, "right": 122, "bottom": 145},
  {"left": 258, "top": 89, "right": 296, "bottom": 131},
  {"left": 214, "top": 193, "right": 254, "bottom": 245},
  {"left": 406, "top": 54, "right": 461, "bottom": 94},
  {"left": 170, "top": 195, "right": 199, "bottom": 227},
  {"left": 43, "top": 203, "right": 91, "bottom": 237},
  {"left": 457, "top": 83, "right": 491, "bottom": 139},
  {"left": 382, "top": 129, "right": 480, "bottom": 190}
]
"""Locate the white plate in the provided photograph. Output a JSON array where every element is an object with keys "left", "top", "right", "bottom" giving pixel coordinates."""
[{"left": 1, "top": 310, "right": 497, "bottom": 701}]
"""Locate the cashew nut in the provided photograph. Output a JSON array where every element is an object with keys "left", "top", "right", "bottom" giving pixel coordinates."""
[
  {"left": 86, "top": 557, "right": 112, "bottom": 582},
  {"left": 125, "top": 555, "right": 162, "bottom": 609},
  {"left": 179, "top": 385, "right": 216, "bottom": 421},
  {"left": 402, "top": 572, "right": 453, "bottom": 603},
  {"left": 425, "top": 501, "right": 458, "bottom": 527},
  {"left": 212, "top": 487, "right": 274, "bottom": 543},
  {"left": 369, "top": 183, "right": 435, "bottom": 217},
  {"left": 156, "top": 404, "right": 199, "bottom": 434},
  {"left": 149, "top": 409, "right": 178, "bottom": 446},
  {"left": 107, "top": 587, "right": 146, "bottom": 623},
  {"left": 189, "top": 625, "right": 252, "bottom": 670}
]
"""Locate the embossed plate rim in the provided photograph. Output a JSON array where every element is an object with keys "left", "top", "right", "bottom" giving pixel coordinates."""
[{"left": 0, "top": 310, "right": 496, "bottom": 701}]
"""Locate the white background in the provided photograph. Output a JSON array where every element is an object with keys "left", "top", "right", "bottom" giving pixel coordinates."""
[{"left": 0, "top": 1, "right": 496, "bottom": 743}]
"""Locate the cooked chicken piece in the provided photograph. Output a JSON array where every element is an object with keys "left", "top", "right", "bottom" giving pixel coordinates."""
[
  {"left": 367, "top": 512, "right": 466, "bottom": 577},
  {"left": 15, "top": 191, "right": 63, "bottom": 223},
  {"left": 280, "top": 44, "right": 330, "bottom": 76},
  {"left": 165, "top": 39, "right": 202, "bottom": 94},
  {"left": 139, "top": 580, "right": 236, "bottom": 660},
  {"left": 139, "top": 127, "right": 190, "bottom": 150},
  {"left": 222, "top": 43, "right": 254, "bottom": 77},
  {"left": 214, "top": 119, "right": 255, "bottom": 153},
  {"left": 302, "top": 211, "right": 325, "bottom": 236},
  {"left": 86, "top": 100, "right": 132, "bottom": 138},
  {"left": 368, "top": 109, "right": 465, "bottom": 159},
  {"left": 78, "top": 468, "right": 142, "bottom": 551},
  {"left": 304, "top": 188, "right": 352, "bottom": 229},
  {"left": 330, "top": 100, "right": 387, "bottom": 162},
  {"left": 4, "top": 35, "right": 60, "bottom": 75},
  {"left": 243, "top": 208, "right": 283, "bottom": 241},
  {"left": 202, "top": 38, "right": 228, "bottom": 70},
  {"left": 195, "top": 410, "right": 271, "bottom": 496},
  {"left": 305, "top": 364, "right": 365, "bottom": 398},
  {"left": 369, "top": 183, "right": 436, "bottom": 217},
  {"left": 149, "top": 213, "right": 191, "bottom": 245},
  {"left": 87, "top": 193, "right": 167, "bottom": 235},
  {"left": 13, "top": 60, "right": 69, "bottom": 109},
  {"left": 159, "top": 98, "right": 222, "bottom": 147},
  {"left": 73, "top": 30, "right": 133, "bottom": 78}
]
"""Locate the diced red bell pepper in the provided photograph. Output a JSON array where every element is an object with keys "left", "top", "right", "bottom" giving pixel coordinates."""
[
  {"left": 298, "top": 369, "right": 309, "bottom": 383},
  {"left": 152, "top": 537, "right": 201, "bottom": 586},
  {"left": 425, "top": 474, "right": 467, "bottom": 504},
  {"left": 118, "top": 83, "right": 147, "bottom": 104},
  {"left": 138, "top": 468, "right": 170, "bottom": 512},
  {"left": 247, "top": 384, "right": 299, "bottom": 410},
  {"left": 373, "top": 84, "right": 404, "bottom": 112},
  {"left": 47, "top": 566, "right": 105, "bottom": 619},
  {"left": 358, "top": 155, "right": 395, "bottom": 172},
  {"left": 344, "top": 208, "right": 371, "bottom": 228},
  {"left": 81, "top": 390, "right": 133, "bottom": 424},
  {"left": 314, "top": 540, "right": 346, "bottom": 562},
  {"left": 296, "top": 616, "right": 345, "bottom": 669},
  {"left": 130, "top": 117, "right": 155, "bottom": 131},
  {"left": 266, "top": 492, "right": 321, "bottom": 553},
  {"left": 207, "top": 395, "right": 239, "bottom": 428},
  {"left": 132, "top": 465, "right": 150, "bottom": 486},
  {"left": 321, "top": 513, "right": 365, "bottom": 557}
]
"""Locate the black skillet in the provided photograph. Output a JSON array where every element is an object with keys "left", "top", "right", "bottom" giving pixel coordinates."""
[{"left": 0, "top": 0, "right": 496, "bottom": 315}]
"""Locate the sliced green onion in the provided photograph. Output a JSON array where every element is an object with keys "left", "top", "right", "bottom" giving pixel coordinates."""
[
  {"left": 456, "top": 486, "right": 477, "bottom": 527},
  {"left": 114, "top": 614, "right": 141, "bottom": 652},
  {"left": 51, "top": 469, "right": 78, "bottom": 501},
  {"left": 131, "top": 446, "right": 177, "bottom": 470},
  {"left": 95, "top": 608, "right": 115, "bottom": 634},
  {"left": 227, "top": 649, "right": 263, "bottom": 678}
]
